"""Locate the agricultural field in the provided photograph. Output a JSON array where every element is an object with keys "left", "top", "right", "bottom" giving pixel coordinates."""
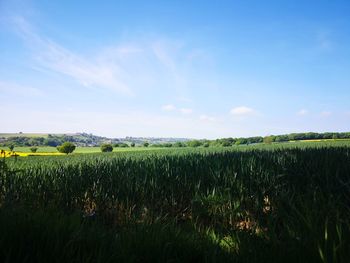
[
  {"left": 0, "top": 146, "right": 169, "bottom": 154},
  {"left": 1, "top": 141, "right": 349, "bottom": 262}
]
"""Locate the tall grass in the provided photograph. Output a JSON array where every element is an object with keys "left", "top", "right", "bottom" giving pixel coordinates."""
[{"left": 1, "top": 144, "right": 349, "bottom": 262}]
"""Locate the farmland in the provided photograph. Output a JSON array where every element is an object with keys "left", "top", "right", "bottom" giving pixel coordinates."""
[
  {"left": 1, "top": 141, "right": 349, "bottom": 262},
  {"left": 0, "top": 146, "right": 169, "bottom": 154}
]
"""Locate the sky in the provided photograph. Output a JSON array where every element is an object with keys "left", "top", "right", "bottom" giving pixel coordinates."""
[{"left": 1, "top": 0, "right": 350, "bottom": 139}]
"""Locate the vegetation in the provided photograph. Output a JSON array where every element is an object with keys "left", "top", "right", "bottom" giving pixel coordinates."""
[
  {"left": 114, "top": 142, "right": 129, "bottom": 148},
  {"left": 57, "top": 142, "right": 76, "bottom": 154},
  {"left": 100, "top": 143, "right": 113, "bottom": 152},
  {"left": 2, "top": 132, "right": 350, "bottom": 148},
  {"left": 30, "top": 146, "right": 38, "bottom": 153},
  {"left": 1, "top": 141, "right": 350, "bottom": 262}
]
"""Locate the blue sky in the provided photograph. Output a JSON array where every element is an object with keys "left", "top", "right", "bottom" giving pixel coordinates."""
[{"left": 1, "top": 0, "right": 350, "bottom": 138}]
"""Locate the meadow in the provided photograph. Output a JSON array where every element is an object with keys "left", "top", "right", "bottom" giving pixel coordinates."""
[{"left": 1, "top": 142, "right": 350, "bottom": 262}]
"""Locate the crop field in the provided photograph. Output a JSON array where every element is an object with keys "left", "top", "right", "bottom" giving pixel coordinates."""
[
  {"left": 0, "top": 146, "right": 169, "bottom": 154},
  {"left": 1, "top": 142, "right": 350, "bottom": 262}
]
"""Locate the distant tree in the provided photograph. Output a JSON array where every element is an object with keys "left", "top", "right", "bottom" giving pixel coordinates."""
[
  {"left": 130, "top": 142, "right": 135, "bottom": 147},
  {"left": 44, "top": 138, "right": 61, "bottom": 147},
  {"left": 114, "top": 143, "right": 129, "bottom": 148},
  {"left": 203, "top": 142, "right": 210, "bottom": 147},
  {"left": 8, "top": 145, "right": 14, "bottom": 151},
  {"left": 173, "top": 142, "right": 184, "bottom": 147},
  {"left": 143, "top": 142, "right": 149, "bottom": 147},
  {"left": 57, "top": 142, "right": 76, "bottom": 154},
  {"left": 100, "top": 143, "right": 113, "bottom": 152},
  {"left": 30, "top": 147, "right": 38, "bottom": 153},
  {"left": 221, "top": 141, "right": 231, "bottom": 147},
  {"left": 263, "top": 136, "right": 273, "bottom": 144},
  {"left": 187, "top": 140, "right": 202, "bottom": 147}
]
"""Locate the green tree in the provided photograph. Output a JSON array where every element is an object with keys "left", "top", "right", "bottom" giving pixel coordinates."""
[
  {"left": 263, "top": 136, "right": 273, "bottom": 144},
  {"left": 130, "top": 142, "right": 135, "bottom": 147},
  {"left": 174, "top": 142, "right": 184, "bottom": 147},
  {"left": 57, "top": 142, "right": 76, "bottom": 154},
  {"left": 187, "top": 140, "right": 202, "bottom": 147},
  {"left": 8, "top": 145, "right": 15, "bottom": 151},
  {"left": 100, "top": 144, "right": 113, "bottom": 152},
  {"left": 143, "top": 142, "right": 149, "bottom": 147},
  {"left": 30, "top": 147, "right": 38, "bottom": 153}
]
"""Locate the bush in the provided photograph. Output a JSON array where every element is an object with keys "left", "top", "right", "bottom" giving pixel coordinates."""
[
  {"left": 100, "top": 144, "right": 113, "bottom": 152},
  {"left": 143, "top": 142, "right": 149, "bottom": 147},
  {"left": 173, "top": 142, "right": 185, "bottom": 147},
  {"left": 57, "top": 142, "right": 76, "bottom": 154},
  {"left": 130, "top": 142, "right": 135, "bottom": 147},
  {"left": 187, "top": 140, "right": 202, "bottom": 147},
  {"left": 30, "top": 147, "right": 38, "bottom": 153},
  {"left": 114, "top": 143, "right": 129, "bottom": 148}
]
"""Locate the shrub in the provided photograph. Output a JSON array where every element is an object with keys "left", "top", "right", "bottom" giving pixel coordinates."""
[
  {"left": 57, "top": 142, "right": 76, "bottom": 154},
  {"left": 30, "top": 147, "right": 38, "bottom": 153},
  {"left": 187, "top": 140, "right": 202, "bottom": 147},
  {"left": 100, "top": 144, "right": 113, "bottom": 152}
]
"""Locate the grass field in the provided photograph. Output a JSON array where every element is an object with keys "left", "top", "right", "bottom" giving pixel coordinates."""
[
  {"left": 2, "top": 139, "right": 350, "bottom": 154},
  {"left": 0, "top": 133, "right": 51, "bottom": 138},
  {"left": 0, "top": 146, "right": 170, "bottom": 154},
  {"left": 1, "top": 141, "right": 350, "bottom": 262}
]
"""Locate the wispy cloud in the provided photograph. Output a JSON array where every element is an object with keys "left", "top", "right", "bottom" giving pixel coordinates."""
[
  {"left": 0, "top": 80, "right": 43, "bottom": 97},
  {"left": 297, "top": 109, "right": 308, "bottom": 116},
  {"left": 12, "top": 16, "right": 132, "bottom": 95},
  {"left": 179, "top": 108, "right": 193, "bottom": 114},
  {"left": 199, "top": 114, "right": 216, "bottom": 122},
  {"left": 162, "top": 104, "right": 176, "bottom": 111},
  {"left": 230, "top": 106, "right": 256, "bottom": 116},
  {"left": 162, "top": 104, "right": 193, "bottom": 115}
]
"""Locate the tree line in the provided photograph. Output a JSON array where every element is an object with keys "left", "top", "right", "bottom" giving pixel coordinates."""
[{"left": 1, "top": 132, "right": 350, "bottom": 148}]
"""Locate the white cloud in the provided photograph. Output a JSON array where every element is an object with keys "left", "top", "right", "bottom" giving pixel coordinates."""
[
  {"left": 12, "top": 16, "right": 132, "bottom": 95},
  {"left": 179, "top": 108, "right": 193, "bottom": 114},
  {"left": 162, "top": 104, "right": 176, "bottom": 111},
  {"left": 230, "top": 106, "right": 255, "bottom": 116},
  {"left": 199, "top": 114, "right": 216, "bottom": 122},
  {"left": 297, "top": 109, "right": 308, "bottom": 116},
  {"left": 10, "top": 16, "right": 213, "bottom": 102}
]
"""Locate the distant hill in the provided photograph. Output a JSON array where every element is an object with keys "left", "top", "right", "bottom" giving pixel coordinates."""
[
  {"left": 0, "top": 132, "right": 190, "bottom": 147},
  {"left": 1, "top": 131, "right": 350, "bottom": 148}
]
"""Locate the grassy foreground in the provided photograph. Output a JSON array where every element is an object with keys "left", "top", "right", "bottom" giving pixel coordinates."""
[{"left": 1, "top": 143, "right": 350, "bottom": 262}]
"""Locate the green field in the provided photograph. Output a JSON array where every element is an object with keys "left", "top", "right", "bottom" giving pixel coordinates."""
[
  {"left": 0, "top": 133, "right": 51, "bottom": 138},
  {"left": 0, "top": 146, "right": 174, "bottom": 154},
  {"left": 2, "top": 139, "right": 350, "bottom": 154},
  {"left": 1, "top": 141, "right": 350, "bottom": 262}
]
